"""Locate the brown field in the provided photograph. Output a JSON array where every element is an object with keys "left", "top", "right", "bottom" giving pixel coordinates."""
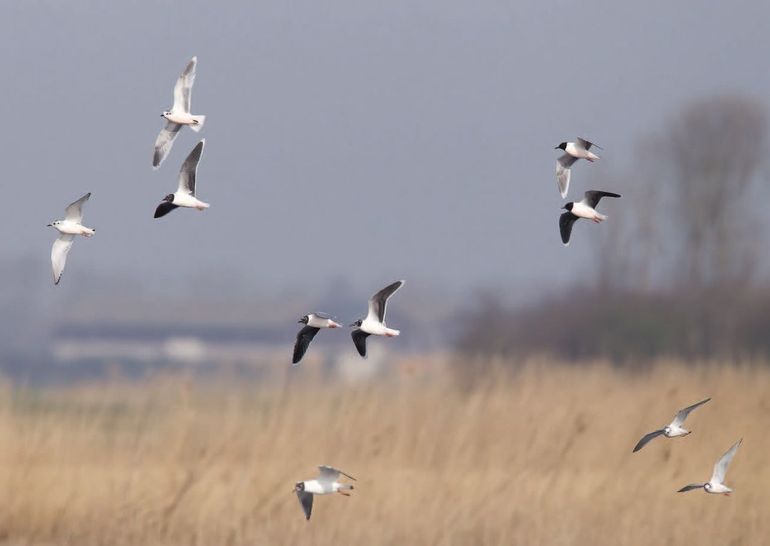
[{"left": 0, "top": 360, "right": 768, "bottom": 545}]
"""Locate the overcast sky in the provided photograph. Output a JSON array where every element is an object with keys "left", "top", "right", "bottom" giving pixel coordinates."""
[{"left": 2, "top": 1, "right": 769, "bottom": 304}]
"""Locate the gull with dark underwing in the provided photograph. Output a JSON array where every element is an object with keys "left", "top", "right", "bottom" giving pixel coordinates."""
[
  {"left": 154, "top": 140, "right": 210, "bottom": 218},
  {"left": 292, "top": 313, "right": 343, "bottom": 365},
  {"left": 350, "top": 280, "right": 404, "bottom": 358},
  {"left": 559, "top": 190, "right": 620, "bottom": 245},
  {"left": 633, "top": 398, "right": 710, "bottom": 452},
  {"left": 294, "top": 465, "right": 356, "bottom": 520}
]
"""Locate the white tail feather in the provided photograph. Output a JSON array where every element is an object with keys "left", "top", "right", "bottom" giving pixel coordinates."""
[{"left": 190, "top": 115, "right": 206, "bottom": 132}]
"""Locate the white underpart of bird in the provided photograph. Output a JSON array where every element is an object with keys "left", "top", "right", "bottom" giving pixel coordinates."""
[
  {"left": 153, "top": 56, "right": 206, "bottom": 169},
  {"left": 292, "top": 313, "right": 343, "bottom": 365},
  {"left": 154, "top": 140, "right": 209, "bottom": 218},
  {"left": 632, "top": 398, "right": 710, "bottom": 452},
  {"left": 559, "top": 190, "right": 621, "bottom": 246},
  {"left": 293, "top": 465, "right": 356, "bottom": 520},
  {"left": 47, "top": 192, "right": 94, "bottom": 285},
  {"left": 678, "top": 439, "right": 742, "bottom": 495},
  {"left": 554, "top": 137, "right": 602, "bottom": 198},
  {"left": 350, "top": 280, "right": 404, "bottom": 358}
]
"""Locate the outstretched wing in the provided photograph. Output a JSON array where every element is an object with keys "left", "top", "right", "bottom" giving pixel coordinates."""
[
  {"left": 173, "top": 56, "right": 197, "bottom": 113},
  {"left": 583, "top": 190, "right": 621, "bottom": 209},
  {"left": 318, "top": 465, "right": 356, "bottom": 483},
  {"left": 677, "top": 483, "right": 705, "bottom": 493},
  {"left": 366, "top": 280, "right": 404, "bottom": 323},
  {"left": 64, "top": 192, "right": 91, "bottom": 223},
  {"left": 153, "top": 121, "right": 182, "bottom": 169},
  {"left": 351, "top": 329, "right": 370, "bottom": 358},
  {"left": 555, "top": 156, "right": 576, "bottom": 199},
  {"left": 177, "top": 140, "right": 205, "bottom": 195},
  {"left": 632, "top": 429, "right": 665, "bottom": 453},
  {"left": 296, "top": 491, "right": 313, "bottom": 520},
  {"left": 293, "top": 326, "right": 320, "bottom": 365},
  {"left": 577, "top": 137, "right": 602, "bottom": 151},
  {"left": 51, "top": 234, "right": 75, "bottom": 285},
  {"left": 671, "top": 398, "right": 710, "bottom": 428},
  {"left": 559, "top": 212, "right": 578, "bottom": 246},
  {"left": 711, "top": 439, "right": 742, "bottom": 485},
  {"left": 154, "top": 201, "right": 179, "bottom": 219}
]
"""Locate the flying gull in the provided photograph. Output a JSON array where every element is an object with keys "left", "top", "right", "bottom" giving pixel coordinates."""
[
  {"left": 554, "top": 137, "right": 602, "bottom": 198},
  {"left": 293, "top": 313, "right": 343, "bottom": 365},
  {"left": 350, "top": 280, "right": 404, "bottom": 358},
  {"left": 559, "top": 190, "right": 620, "bottom": 245},
  {"left": 294, "top": 465, "right": 356, "bottom": 520},
  {"left": 47, "top": 192, "right": 95, "bottom": 285},
  {"left": 154, "top": 140, "right": 210, "bottom": 218},
  {"left": 633, "top": 398, "right": 710, "bottom": 452},
  {"left": 678, "top": 439, "right": 742, "bottom": 496}
]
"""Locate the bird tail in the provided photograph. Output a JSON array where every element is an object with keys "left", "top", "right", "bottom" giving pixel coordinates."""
[{"left": 190, "top": 115, "right": 206, "bottom": 132}]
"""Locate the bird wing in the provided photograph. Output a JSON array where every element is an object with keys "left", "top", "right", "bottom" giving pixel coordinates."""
[
  {"left": 632, "top": 429, "right": 665, "bottom": 453},
  {"left": 583, "top": 190, "right": 621, "bottom": 209},
  {"left": 154, "top": 201, "right": 179, "bottom": 219},
  {"left": 711, "top": 439, "right": 742, "bottom": 485},
  {"left": 677, "top": 483, "right": 705, "bottom": 493},
  {"left": 351, "top": 329, "right": 370, "bottom": 358},
  {"left": 177, "top": 140, "right": 205, "bottom": 195},
  {"left": 51, "top": 234, "right": 75, "bottom": 285},
  {"left": 296, "top": 490, "right": 313, "bottom": 520},
  {"left": 576, "top": 137, "right": 602, "bottom": 151},
  {"left": 366, "top": 280, "right": 404, "bottom": 323},
  {"left": 555, "top": 156, "right": 575, "bottom": 198},
  {"left": 64, "top": 192, "right": 91, "bottom": 223},
  {"left": 153, "top": 121, "right": 182, "bottom": 169},
  {"left": 293, "top": 326, "right": 320, "bottom": 365},
  {"left": 559, "top": 212, "right": 578, "bottom": 246},
  {"left": 671, "top": 398, "right": 711, "bottom": 428},
  {"left": 172, "top": 56, "right": 197, "bottom": 113},
  {"left": 313, "top": 312, "right": 335, "bottom": 320},
  {"left": 318, "top": 465, "right": 356, "bottom": 483}
]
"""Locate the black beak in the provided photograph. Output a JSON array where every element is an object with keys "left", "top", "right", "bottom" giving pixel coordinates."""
[
  {"left": 46, "top": 223, "right": 52, "bottom": 227},
  {"left": 297, "top": 319, "right": 303, "bottom": 324}
]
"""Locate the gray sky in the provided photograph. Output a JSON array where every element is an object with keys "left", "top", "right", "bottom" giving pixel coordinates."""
[{"left": 2, "top": 0, "right": 769, "bottom": 303}]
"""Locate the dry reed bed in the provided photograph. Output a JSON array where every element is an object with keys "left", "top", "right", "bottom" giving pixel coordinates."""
[{"left": 0, "top": 361, "right": 768, "bottom": 545}]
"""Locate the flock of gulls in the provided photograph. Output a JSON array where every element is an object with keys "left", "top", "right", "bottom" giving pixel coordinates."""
[{"left": 44, "top": 57, "right": 742, "bottom": 520}]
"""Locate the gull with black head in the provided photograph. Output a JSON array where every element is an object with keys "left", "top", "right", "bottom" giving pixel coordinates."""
[
  {"left": 350, "top": 280, "right": 404, "bottom": 358},
  {"left": 294, "top": 465, "right": 356, "bottom": 520},
  {"left": 559, "top": 190, "right": 620, "bottom": 245},
  {"left": 554, "top": 137, "right": 602, "bottom": 198},
  {"left": 292, "top": 313, "right": 343, "bottom": 365},
  {"left": 154, "top": 140, "right": 210, "bottom": 218}
]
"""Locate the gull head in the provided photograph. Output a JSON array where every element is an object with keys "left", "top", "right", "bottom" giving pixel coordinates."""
[
  {"left": 555, "top": 142, "right": 567, "bottom": 151},
  {"left": 298, "top": 315, "right": 309, "bottom": 325},
  {"left": 161, "top": 111, "right": 171, "bottom": 119},
  {"left": 562, "top": 203, "right": 573, "bottom": 212},
  {"left": 704, "top": 483, "right": 712, "bottom": 492},
  {"left": 294, "top": 482, "right": 305, "bottom": 493},
  {"left": 162, "top": 193, "right": 174, "bottom": 203},
  {"left": 350, "top": 319, "right": 363, "bottom": 328},
  {"left": 47, "top": 220, "right": 60, "bottom": 228}
]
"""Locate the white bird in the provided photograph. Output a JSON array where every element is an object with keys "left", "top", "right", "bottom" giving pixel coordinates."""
[
  {"left": 554, "top": 137, "right": 602, "bottom": 198},
  {"left": 47, "top": 192, "right": 95, "bottom": 285},
  {"left": 350, "top": 280, "right": 404, "bottom": 358},
  {"left": 293, "top": 313, "right": 343, "bottom": 365},
  {"left": 633, "top": 398, "right": 710, "bottom": 452},
  {"left": 678, "top": 439, "right": 742, "bottom": 496},
  {"left": 153, "top": 56, "right": 206, "bottom": 169},
  {"left": 154, "top": 140, "right": 210, "bottom": 218},
  {"left": 559, "top": 190, "right": 621, "bottom": 245},
  {"left": 294, "top": 465, "right": 356, "bottom": 520}
]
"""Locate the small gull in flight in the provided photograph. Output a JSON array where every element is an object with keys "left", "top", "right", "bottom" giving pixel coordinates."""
[
  {"left": 554, "top": 137, "right": 602, "bottom": 198},
  {"left": 294, "top": 465, "right": 356, "bottom": 520},
  {"left": 633, "top": 398, "right": 710, "bottom": 452},
  {"left": 153, "top": 56, "right": 206, "bottom": 169},
  {"left": 293, "top": 313, "right": 343, "bottom": 365},
  {"left": 154, "top": 140, "right": 210, "bottom": 218},
  {"left": 350, "top": 280, "right": 404, "bottom": 358},
  {"left": 559, "top": 190, "right": 620, "bottom": 246},
  {"left": 678, "top": 439, "right": 742, "bottom": 496},
  {"left": 47, "top": 192, "right": 95, "bottom": 285}
]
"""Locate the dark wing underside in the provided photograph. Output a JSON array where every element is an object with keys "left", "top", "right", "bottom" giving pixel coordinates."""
[
  {"left": 677, "top": 483, "right": 705, "bottom": 493},
  {"left": 632, "top": 429, "right": 665, "bottom": 453},
  {"left": 583, "top": 190, "right": 621, "bottom": 209},
  {"left": 351, "top": 329, "right": 370, "bottom": 358},
  {"left": 154, "top": 201, "right": 179, "bottom": 218},
  {"left": 296, "top": 491, "right": 313, "bottom": 520},
  {"left": 370, "top": 280, "right": 404, "bottom": 323},
  {"left": 293, "top": 326, "right": 320, "bottom": 364},
  {"left": 559, "top": 212, "right": 578, "bottom": 245}
]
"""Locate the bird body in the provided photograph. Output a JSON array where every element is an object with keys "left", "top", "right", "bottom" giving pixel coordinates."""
[{"left": 49, "top": 220, "right": 95, "bottom": 237}]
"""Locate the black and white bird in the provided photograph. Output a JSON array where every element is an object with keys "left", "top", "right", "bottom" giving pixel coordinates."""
[
  {"left": 292, "top": 313, "right": 343, "bottom": 365},
  {"left": 350, "top": 280, "right": 404, "bottom": 358},
  {"left": 153, "top": 56, "right": 206, "bottom": 169},
  {"left": 154, "top": 140, "right": 210, "bottom": 218},
  {"left": 294, "top": 465, "right": 356, "bottom": 520},
  {"left": 559, "top": 190, "right": 621, "bottom": 245},
  {"left": 632, "top": 398, "right": 710, "bottom": 453},
  {"left": 678, "top": 439, "right": 742, "bottom": 496},
  {"left": 47, "top": 192, "right": 95, "bottom": 285},
  {"left": 554, "top": 137, "right": 602, "bottom": 198}
]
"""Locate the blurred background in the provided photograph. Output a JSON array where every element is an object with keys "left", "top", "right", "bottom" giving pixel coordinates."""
[{"left": 1, "top": 1, "right": 769, "bottom": 545}]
